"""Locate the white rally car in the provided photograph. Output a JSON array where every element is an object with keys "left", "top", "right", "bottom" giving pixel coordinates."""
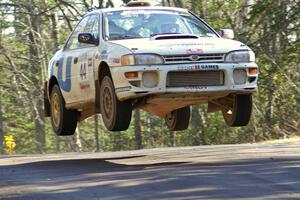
[{"left": 44, "top": 1, "right": 258, "bottom": 136}]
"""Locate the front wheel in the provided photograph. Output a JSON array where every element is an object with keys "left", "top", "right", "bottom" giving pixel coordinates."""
[
  {"left": 50, "top": 85, "right": 77, "bottom": 136},
  {"left": 100, "top": 76, "right": 132, "bottom": 131},
  {"left": 165, "top": 106, "right": 190, "bottom": 131},
  {"left": 222, "top": 94, "right": 252, "bottom": 126}
]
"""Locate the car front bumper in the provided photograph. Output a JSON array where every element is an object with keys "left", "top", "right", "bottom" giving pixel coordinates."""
[{"left": 110, "top": 62, "right": 258, "bottom": 101}]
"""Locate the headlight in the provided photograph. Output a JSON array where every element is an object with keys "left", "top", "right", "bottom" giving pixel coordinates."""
[
  {"left": 121, "top": 54, "right": 164, "bottom": 66},
  {"left": 225, "top": 50, "right": 255, "bottom": 63}
]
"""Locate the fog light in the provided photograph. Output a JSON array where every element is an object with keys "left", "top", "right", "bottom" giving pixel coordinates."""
[
  {"left": 125, "top": 71, "right": 138, "bottom": 79},
  {"left": 142, "top": 72, "right": 158, "bottom": 88},
  {"left": 248, "top": 68, "right": 258, "bottom": 75},
  {"left": 233, "top": 69, "right": 247, "bottom": 84}
]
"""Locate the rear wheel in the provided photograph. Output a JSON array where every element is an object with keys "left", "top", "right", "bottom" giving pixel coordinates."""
[
  {"left": 165, "top": 106, "right": 190, "bottom": 131},
  {"left": 50, "top": 85, "right": 77, "bottom": 136},
  {"left": 100, "top": 76, "right": 132, "bottom": 131},
  {"left": 222, "top": 94, "right": 252, "bottom": 126}
]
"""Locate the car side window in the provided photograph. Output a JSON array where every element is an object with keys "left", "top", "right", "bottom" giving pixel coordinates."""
[
  {"left": 90, "top": 15, "right": 100, "bottom": 40},
  {"left": 65, "top": 16, "right": 90, "bottom": 50},
  {"left": 85, "top": 15, "right": 100, "bottom": 40},
  {"left": 65, "top": 15, "right": 100, "bottom": 50}
]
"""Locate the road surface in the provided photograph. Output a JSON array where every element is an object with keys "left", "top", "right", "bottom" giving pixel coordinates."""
[{"left": 1, "top": 144, "right": 300, "bottom": 200}]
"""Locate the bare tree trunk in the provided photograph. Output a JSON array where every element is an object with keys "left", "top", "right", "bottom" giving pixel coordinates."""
[
  {"left": 75, "top": 128, "right": 83, "bottom": 152},
  {"left": 98, "top": 0, "right": 104, "bottom": 8},
  {"left": 26, "top": 8, "right": 46, "bottom": 153},
  {"left": 265, "top": 85, "right": 273, "bottom": 136},
  {"left": 33, "top": 98, "right": 46, "bottom": 153},
  {"left": 50, "top": 13, "right": 59, "bottom": 53},
  {"left": 174, "top": 0, "right": 183, "bottom": 8},
  {"left": 169, "top": 131, "right": 175, "bottom": 147},
  {"left": 190, "top": 0, "right": 196, "bottom": 13},
  {"left": 94, "top": 114, "right": 100, "bottom": 152},
  {"left": 106, "top": 0, "right": 114, "bottom": 8},
  {"left": 134, "top": 109, "right": 142, "bottom": 149},
  {"left": 50, "top": 12, "right": 61, "bottom": 151},
  {"left": 191, "top": 106, "right": 206, "bottom": 145},
  {"left": 57, "top": 4, "right": 73, "bottom": 31},
  {"left": 0, "top": 90, "right": 4, "bottom": 154},
  {"left": 265, "top": 31, "right": 277, "bottom": 138}
]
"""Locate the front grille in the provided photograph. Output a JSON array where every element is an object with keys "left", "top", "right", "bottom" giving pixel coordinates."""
[
  {"left": 166, "top": 71, "right": 224, "bottom": 87},
  {"left": 163, "top": 53, "right": 224, "bottom": 64}
]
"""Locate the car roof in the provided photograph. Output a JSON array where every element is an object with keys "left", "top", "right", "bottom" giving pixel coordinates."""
[{"left": 87, "top": 6, "right": 188, "bottom": 15}]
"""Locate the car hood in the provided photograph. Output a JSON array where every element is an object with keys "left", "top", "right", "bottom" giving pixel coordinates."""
[{"left": 109, "top": 37, "right": 250, "bottom": 55}]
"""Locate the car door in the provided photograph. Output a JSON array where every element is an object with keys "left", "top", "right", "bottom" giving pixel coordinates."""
[
  {"left": 61, "top": 14, "right": 100, "bottom": 105},
  {"left": 75, "top": 14, "right": 100, "bottom": 104},
  {"left": 58, "top": 15, "right": 91, "bottom": 104}
]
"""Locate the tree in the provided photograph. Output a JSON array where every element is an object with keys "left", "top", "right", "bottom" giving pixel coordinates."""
[{"left": 134, "top": 109, "right": 142, "bottom": 149}]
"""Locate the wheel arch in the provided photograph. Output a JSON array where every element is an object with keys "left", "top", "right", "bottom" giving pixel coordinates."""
[
  {"left": 95, "top": 61, "right": 112, "bottom": 113},
  {"left": 98, "top": 61, "right": 112, "bottom": 80},
  {"left": 44, "top": 76, "right": 59, "bottom": 117},
  {"left": 48, "top": 76, "right": 59, "bottom": 98}
]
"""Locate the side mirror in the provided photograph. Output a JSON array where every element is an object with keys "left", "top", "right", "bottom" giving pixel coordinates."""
[
  {"left": 78, "top": 33, "right": 98, "bottom": 45},
  {"left": 219, "top": 29, "right": 234, "bottom": 39}
]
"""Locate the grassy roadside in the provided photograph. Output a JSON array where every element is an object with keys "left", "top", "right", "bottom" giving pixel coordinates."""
[{"left": 261, "top": 136, "right": 300, "bottom": 145}]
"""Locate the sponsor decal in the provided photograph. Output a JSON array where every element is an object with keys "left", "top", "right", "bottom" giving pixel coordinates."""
[
  {"left": 80, "top": 63, "right": 87, "bottom": 80},
  {"left": 88, "top": 57, "right": 93, "bottom": 67},
  {"left": 177, "top": 64, "right": 219, "bottom": 71},
  {"left": 201, "top": 64, "right": 219, "bottom": 70},
  {"left": 184, "top": 86, "right": 207, "bottom": 90},
  {"left": 80, "top": 81, "right": 90, "bottom": 90},
  {"left": 109, "top": 57, "right": 120, "bottom": 64},
  {"left": 80, "top": 53, "right": 88, "bottom": 61},
  {"left": 113, "top": 58, "right": 120, "bottom": 63},
  {"left": 100, "top": 50, "right": 108, "bottom": 60},
  {"left": 95, "top": 53, "right": 100, "bottom": 60},
  {"left": 160, "top": 43, "right": 214, "bottom": 47},
  {"left": 186, "top": 48, "right": 203, "bottom": 54}
]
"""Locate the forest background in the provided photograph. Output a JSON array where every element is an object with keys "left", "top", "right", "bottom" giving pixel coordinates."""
[{"left": 0, "top": 0, "right": 299, "bottom": 154}]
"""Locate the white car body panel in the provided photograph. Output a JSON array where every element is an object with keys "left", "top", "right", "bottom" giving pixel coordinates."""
[{"left": 45, "top": 6, "right": 258, "bottom": 119}]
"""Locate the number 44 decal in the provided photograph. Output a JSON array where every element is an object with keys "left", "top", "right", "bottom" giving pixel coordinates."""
[{"left": 80, "top": 63, "right": 87, "bottom": 80}]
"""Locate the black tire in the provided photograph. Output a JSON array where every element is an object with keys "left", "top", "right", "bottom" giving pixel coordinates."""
[
  {"left": 100, "top": 76, "right": 132, "bottom": 131},
  {"left": 165, "top": 106, "right": 190, "bottom": 131},
  {"left": 50, "top": 85, "right": 77, "bottom": 136},
  {"left": 222, "top": 94, "right": 252, "bottom": 126}
]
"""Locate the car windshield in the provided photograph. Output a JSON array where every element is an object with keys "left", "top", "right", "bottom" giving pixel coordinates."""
[{"left": 104, "top": 9, "right": 218, "bottom": 40}]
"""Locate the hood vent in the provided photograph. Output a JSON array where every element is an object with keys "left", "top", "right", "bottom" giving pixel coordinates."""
[{"left": 153, "top": 34, "right": 199, "bottom": 40}]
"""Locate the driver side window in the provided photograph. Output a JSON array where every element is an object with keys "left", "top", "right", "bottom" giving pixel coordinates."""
[
  {"left": 86, "top": 15, "right": 100, "bottom": 41},
  {"left": 65, "top": 16, "right": 90, "bottom": 50},
  {"left": 65, "top": 15, "right": 99, "bottom": 50}
]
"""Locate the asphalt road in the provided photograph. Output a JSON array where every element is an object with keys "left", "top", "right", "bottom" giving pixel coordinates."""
[{"left": 1, "top": 144, "right": 300, "bottom": 200}]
